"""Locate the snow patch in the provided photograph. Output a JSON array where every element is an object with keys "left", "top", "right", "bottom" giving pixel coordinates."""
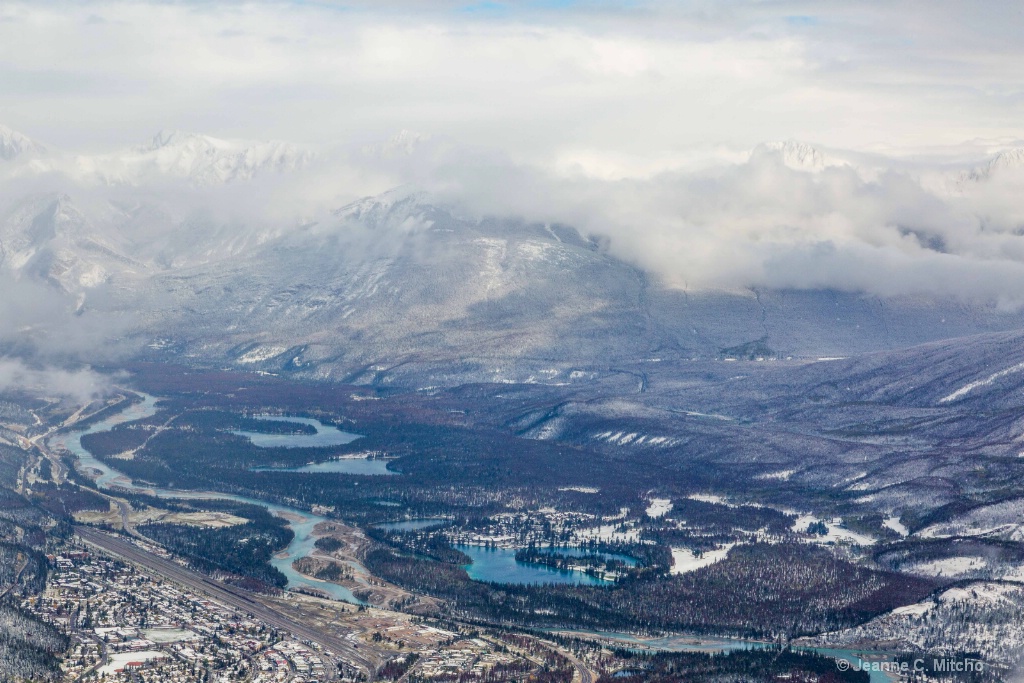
[
  {"left": 883, "top": 516, "right": 909, "bottom": 537},
  {"left": 236, "top": 345, "right": 288, "bottom": 364},
  {"left": 793, "top": 514, "right": 876, "bottom": 546},
  {"left": 593, "top": 431, "right": 679, "bottom": 447},
  {"left": 646, "top": 498, "right": 672, "bottom": 518},
  {"left": 940, "top": 360, "right": 1024, "bottom": 403},
  {"left": 910, "top": 557, "right": 988, "bottom": 578},
  {"left": 890, "top": 601, "right": 935, "bottom": 617},
  {"left": 670, "top": 544, "right": 734, "bottom": 575},
  {"left": 755, "top": 469, "right": 796, "bottom": 481}
]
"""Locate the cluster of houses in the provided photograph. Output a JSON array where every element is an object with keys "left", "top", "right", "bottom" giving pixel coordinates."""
[{"left": 26, "top": 544, "right": 297, "bottom": 681}]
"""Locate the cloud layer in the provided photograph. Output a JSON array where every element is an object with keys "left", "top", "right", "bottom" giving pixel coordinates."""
[
  {"left": 2, "top": 1, "right": 1024, "bottom": 326},
  {"left": 0, "top": 358, "right": 113, "bottom": 402},
  {"left": 2, "top": 1, "right": 1023, "bottom": 164}
]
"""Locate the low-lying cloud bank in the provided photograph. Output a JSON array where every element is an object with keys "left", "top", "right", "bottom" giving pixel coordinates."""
[
  {"left": 414, "top": 139, "right": 1024, "bottom": 308},
  {"left": 0, "top": 358, "right": 113, "bottom": 403},
  {"left": 7, "top": 129, "right": 1024, "bottom": 311}
]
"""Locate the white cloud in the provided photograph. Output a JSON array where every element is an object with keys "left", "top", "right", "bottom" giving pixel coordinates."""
[
  {"left": 1, "top": 1, "right": 1022, "bottom": 163},
  {"left": 2, "top": 1, "right": 1024, "bottom": 316},
  {"left": 0, "top": 358, "right": 113, "bottom": 402}
]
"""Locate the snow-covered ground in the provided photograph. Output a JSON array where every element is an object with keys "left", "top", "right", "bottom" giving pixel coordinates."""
[
  {"left": 792, "top": 514, "right": 876, "bottom": 546},
  {"left": 883, "top": 516, "right": 909, "bottom": 536},
  {"left": 907, "top": 556, "right": 987, "bottom": 578},
  {"left": 142, "top": 628, "right": 198, "bottom": 643},
  {"left": 670, "top": 544, "right": 734, "bottom": 575},
  {"left": 918, "top": 498, "right": 1024, "bottom": 540},
  {"left": 940, "top": 360, "right": 1024, "bottom": 403},
  {"left": 237, "top": 345, "right": 288, "bottom": 364},
  {"left": 687, "top": 493, "right": 733, "bottom": 506},
  {"left": 576, "top": 523, "right": 643, "bottom": 544},
  {"left": 804, "top": 582, "right": 1024, "bottom": 667},
  {"left": 593, "top": 431, "right": 680, "bottom": 447},
  {"left": 755, "top": 469, "right": 796, "bottom": 481},
  {"left": 646, "top": 498, "right": 672, "bottom": 518},
  {"left": 98, "top": 651, "right": 168, "bottom": 676}
]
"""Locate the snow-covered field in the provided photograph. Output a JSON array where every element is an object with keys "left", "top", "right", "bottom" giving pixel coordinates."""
[
  {"left": 883, "top": 516, "right": 909, "bottom": 536},
  {"left": 142, "top": 628, "right": 198, "bottom": 643},
  {"left": 670, "top": 544, "right": 734, "bottom": 575},
  {"left": 791, "top": 514, "right": 876, "bottom": 546},
  {"left": 906, "top": 556, "right": 987, "bottom": 578},
  {"left": 98, "top": 651, "right": 168, "bottom": 676},
  {"left": 646, "top": 498, "right": 672, "bottom": 518}
]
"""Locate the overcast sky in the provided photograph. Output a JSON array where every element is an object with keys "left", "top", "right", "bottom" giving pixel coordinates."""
[{"left": 2, "top": 1, "right": 1023, "bottom": 173}]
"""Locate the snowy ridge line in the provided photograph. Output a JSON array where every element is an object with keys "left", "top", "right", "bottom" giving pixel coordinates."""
[
  {"left": 593, "top": 431, "right": 680, "bottom": 447},
  {"left": 939, "top": 360, "right": 1024, "bottom": 403}
]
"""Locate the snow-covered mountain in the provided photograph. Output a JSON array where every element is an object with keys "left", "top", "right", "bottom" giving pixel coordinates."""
[
  {"left": 74, "top": 130, "right": 316, "bottom": 186},
  {"left": 0, "top": 124, "right": 45, "bottom": 161},
  {"left": 3, "top": 185, "right": 1024, "bottom": 387},
  {"left": 0, "top": 125, "right": 314, "bottom": 186},
  {"left": 958, "top": 146, "right": 1024, "bottom": 185},
  {"left": 753, "top": 140, "right": 843, "bottom": 171},
  {"left": 3, "top": 127, "right": 1024, "bottom": 384}
]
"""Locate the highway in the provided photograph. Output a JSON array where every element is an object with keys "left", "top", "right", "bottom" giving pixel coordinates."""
[
  {"left": 546, "top": 642, "right": 594, "bottom": 683},
  {"left": 75, "top": 526, "right": 380, "bottom": 680},
  {"left": 527, "top": 636, "right": 596, "bottom": 683}
]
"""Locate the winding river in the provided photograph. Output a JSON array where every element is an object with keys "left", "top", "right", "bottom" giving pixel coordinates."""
[
  {"left": 52, "top": 394, "right": 362, "bottom": 603},
  {"left": 54, "top": 396, "right": 907, "bottom": 680}
]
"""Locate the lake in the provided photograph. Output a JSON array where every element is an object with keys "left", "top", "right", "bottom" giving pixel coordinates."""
[
  {"left": 231, "top": 415, "right": 362, "bottom": 448},
  {"left": 456, "top": 545, "right": 636, "bottom": 586},
  {"left": 236, "top": 416, "right": 390, "bottom": 475}
]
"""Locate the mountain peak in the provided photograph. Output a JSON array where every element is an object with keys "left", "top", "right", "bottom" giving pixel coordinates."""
[
  {"left": 975, "top": 147, "right": 1024, "bottom": 178},
  {"left": 334, "top": 186, "right": 431, "bottom": 224},
  {"left": 360, "top": 129, "right": 432, "bottom": 160},
  {"left": 139, "top": 129, "right": 232, "bottom": 153},
  {"left": 0, "top": 124, "right": 45, "bottom": 161},
  {"left": 81, "top": 130, "right": 317, "bottom": 185},
  {"left": 754, "top": 140, "right": 832, "bottom": 171},
  {"left": 955, "top": 147, "right": 1024, "bottom": 187}
]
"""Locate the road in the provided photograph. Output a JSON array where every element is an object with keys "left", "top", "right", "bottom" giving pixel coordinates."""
[
  {"left": 483, "top": 632, "right": 596, "bottom": 683},
  {"left": 541, "top": 639, "right": 595, "bottom": 683},
  {"left": 525, "top": 636, "right": 596, "bottom": 683},
  {"left": 0, "top": 556, "right": 28, "bottom": 600},
  {"left": 75, "top": 526, "right": 380, "bottom": 680}
]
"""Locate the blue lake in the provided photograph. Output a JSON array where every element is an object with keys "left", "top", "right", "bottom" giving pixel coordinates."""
[
  {"left": 231, "top": 415, "right": 362, "bottom": 449},
  {"left": 236, "top": 416, "right": 393, "bottom": 475},
  {"left": 456, "top": 545, "right": 634, "bottom": 586}
]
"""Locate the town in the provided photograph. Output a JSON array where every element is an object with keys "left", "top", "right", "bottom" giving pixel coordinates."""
[{"left": 21, "top": 535, "right": 584, "bottom": 682}]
